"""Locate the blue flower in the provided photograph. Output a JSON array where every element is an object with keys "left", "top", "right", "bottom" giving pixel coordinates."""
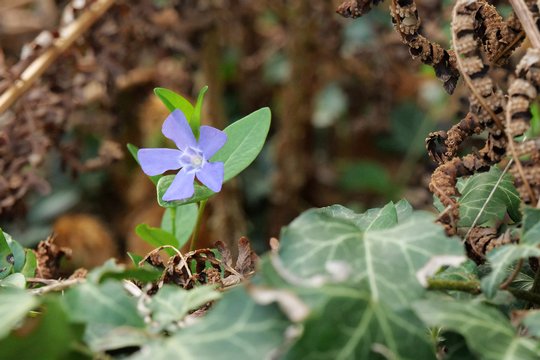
[{"left": 138, "top": 109, "right": 227, "bottom": 201}]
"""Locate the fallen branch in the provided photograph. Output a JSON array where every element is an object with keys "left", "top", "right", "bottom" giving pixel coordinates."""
[{"left": 0, "top": 0, "right": 115, "bottom": 114}]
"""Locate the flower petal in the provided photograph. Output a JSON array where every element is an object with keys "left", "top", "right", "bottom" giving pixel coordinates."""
[
  {"left": 138, "top": 148, "right": 182, "bottom": 176},
  {"left": 162, "top": 109, "right": 197, "bottom": 150},
  {"left": 163, "top": 169, "right": 195, "bottom": 201},
  {"left": 196, "top": 161, "right": 224, "bottom": 193},
  {"left": 198, "top": 126, "right": 227, "bottom": 158}
]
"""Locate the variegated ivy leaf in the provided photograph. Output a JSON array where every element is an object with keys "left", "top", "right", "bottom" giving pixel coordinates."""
[
  {"left": 413, "top": 300, "right": 540, "bottom": 360},
  {"left": 481, "top": 245, "right": 540, "bottom": 298},
  {"left": 278, "top": 201, "right": 463, "bottom": 309},
  {"left": 130, "top": 287, "right": 289, "bottom": 360},
  {"left": 284, "top": 285, "right": 435, "bottom": 359},
  {"left": 457, "top": 167, "right": 521, "bottom": 227}
]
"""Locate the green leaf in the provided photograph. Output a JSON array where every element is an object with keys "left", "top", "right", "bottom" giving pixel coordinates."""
[
  {"left": 148, "top": 285, "right": 221, "bottom": 331},
  {"left": 86, "top": 324, "right": 149, "bottom": 353},
  {"left": 0, "top": 230, "right": 13, "bottom": 279},
  {"left": 0, "top": 298, "right": 84, "bottom": 360},
  {"left": 154, "top": 87, "right": 194, "bottom": 120},
  {"left": 212, "top": 107, "right": 271, "bottom": 181},
  {"left": 21, "top": 249, "right": 37, "bottom": 278},
  {"left": 395, "top": 198, "right": 413, "bottom": 222},
  {"left": 135, "top": 224, "right": 179, "bottom": 255},
  {"left": 131, "top": 287, "right": 289, "bottom": 359},
  {"left": 285, "top": 286, "right": 435, "bottom": 360},
  {"left": 64, "top": 281, "right": 144, "bottom": 327},
  {"left": 127, "top": 143, "right": 162, "bottom": 185},
  {"left": 278, "top": 202, "right": 463, "bottom": 308},
  {"left": 157, "top": 108, "right": 271, "bottom": 207},
  {"left": 0, "top": 273, "right": 26, "bottom": 289},
  {"left": 458, "top": 167, "right": 521, "bottom": 227},
  {"left": 191, "top": 86, "right": 208, "bottom": 138},
  {"left": 521, "top": 310, "right": 540, "bottom": 337},
  {"left": 522, "top": 207, "right": 540, "bottom": 245},
  {"left": 98, "top": 267, "right": 162, "bottom": 283},
  {"left": 157, "top": 177, "right": 215, "bottom": 207},
  {"left": 127, "top": 252, "right": 143, "bottom": 267},
  {"left": 413, "top": 300, "right": 540, "bottom": 360},
  {"left": 161, "top": 204, "right": 198, "bottom": 247},
  {"left": 6, "top": 234, "right": 25, "bottom": 273},
  {"left": 0, "top": 289, "right": 38, "bottom": 339},
  {"left": 481, "top": 245, "right": 540, "bottom": 298}
]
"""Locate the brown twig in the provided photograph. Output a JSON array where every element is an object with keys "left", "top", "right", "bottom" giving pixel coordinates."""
[
  {"left": 508, "top": 0, "right": 540, "bottom": 49},
  {"left": 0, "top": 0, "right": 116, "bottom": 114},
  {"left": 30, "top": 278, "right": 85, "bottom": 295}
]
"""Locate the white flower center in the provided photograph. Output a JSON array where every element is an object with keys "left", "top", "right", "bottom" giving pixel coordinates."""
[{"left": 179, "top": 146, "right": 206, "bottom": 173}]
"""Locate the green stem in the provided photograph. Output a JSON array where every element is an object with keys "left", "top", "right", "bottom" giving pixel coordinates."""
[
  {"left": 190, "top": 200, "right": 207, "bottom": 251},
  {"left": 170, "top": 207, "right": 177, "bottom": 242},
  {"left": 427, "top": 278, "right": 540, "bottom": 305},
  {"left": 426, "top": 279, "right": 481, "bottom": 294}
]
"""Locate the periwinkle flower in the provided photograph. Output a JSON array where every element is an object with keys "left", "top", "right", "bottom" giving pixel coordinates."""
[{"left": 138, "top": 109, "right": 227, "bottom": 201}]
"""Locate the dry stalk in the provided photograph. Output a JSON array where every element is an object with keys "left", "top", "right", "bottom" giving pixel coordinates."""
[
  {"left": 0, "top": 0, "right": 115, "bottom": 114},
  {"left": 508, "top": 0, "right": 540, "bottom": 48}
]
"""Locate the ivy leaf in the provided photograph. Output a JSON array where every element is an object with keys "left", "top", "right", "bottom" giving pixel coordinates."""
[
  {"left": 457, "top": 167, "right": 521, "bottom": 227},
  {"left": 0, "top": 298, "right": 84, "bottom": 360},
  {"left": 278, "top": 202, "right": 463, "bottom": 308},
  {"left": 131, "top": 287, "right": 289, "bottom": 359},
  {"left": 522, "top": 207, "right": 540, "bottom": 245},
  {"left": 284, "top": 285, "right": 435, "bottom": 359},
  {"left": 521, "top": 310, "right": 540, "bottom": 337},
  {"left": 148, "top": 285, "right": 221, "bottom": 331},
  {"left": 481, "top": 245, "right": 540, "bottom": 298},
  {"left": 413, "top": 300, "right": 540, "bottom": 360},
  {"left": 0, "top": 273, "right": 26, "bottom": 289},
  {"left": 0, "top": 289, "right": 38, "bottom": 339},
  {"left": 63, "top": 281, "right": 144, "bottom": 328}
]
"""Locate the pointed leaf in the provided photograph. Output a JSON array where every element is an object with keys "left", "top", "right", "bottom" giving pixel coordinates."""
[
  {"left": 191, "top": 86, "right": 208, "bottom": 138},
  {"left": 212, "top": 107, "right": 271, "bottom": 181},
  {"left": 135, "top": 224, "right": 179, "bottom": 255},
  {"left": 154, "top": 87, "right": 194, "bottom": 120},
  {"left": 160, "top": 204, "right": 198, "bottom": 247}
]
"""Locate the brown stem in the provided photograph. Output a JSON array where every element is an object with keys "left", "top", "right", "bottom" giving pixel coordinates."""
[{"left": 0, "top": 0, "right": 116, "bottom": 114}]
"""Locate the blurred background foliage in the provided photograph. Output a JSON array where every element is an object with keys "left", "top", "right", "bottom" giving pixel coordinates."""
[{"left": 0, "top": 0, "right": 469, "bottom": 267}]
